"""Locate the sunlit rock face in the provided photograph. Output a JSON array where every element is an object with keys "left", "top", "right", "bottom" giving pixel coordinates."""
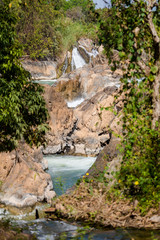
[
  {"left": 0, "top": 144, "right": 56, "bottom": 208},
  {"left": 55, "top": 63, "right": 121, "bottom": 101},
  {"left": 43, "top": 85, "right": 76, "bottom": 155},
  {"left": 22, "top": 59, "right": 57, "bottom": 80},
  {"left": 43, "top": 83, "right": 122, "bottom": 156}
]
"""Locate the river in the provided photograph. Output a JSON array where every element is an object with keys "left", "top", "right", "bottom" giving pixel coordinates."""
[{"left": 1, "top": 155, "right": 160, "bottom": 239}]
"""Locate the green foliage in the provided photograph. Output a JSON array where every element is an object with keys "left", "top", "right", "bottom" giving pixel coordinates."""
[
  {"left": 63, "top": 0, "right": 98, "bottom": 23},
  {"left": 0, "top": 0, "right": 49, "bottom": 151},
  {"left": 16, "top": 0, "right": 62, "bottom": 59},
  {"left": 54, "top": 17, "right": 98, "bottom": 54},
  {"left": 15, "top": 0, "right": 98, "bottom": 59},
  {"left": 99, "top": 0, "right": 160, "bottom": 210}
]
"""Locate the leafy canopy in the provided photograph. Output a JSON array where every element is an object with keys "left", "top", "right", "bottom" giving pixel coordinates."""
[
  {"left": 99, "top": 0, "right": 160, "bottom": 210},
  {"left": 0, "top": 0, "right": 49, "bottom": 151}
]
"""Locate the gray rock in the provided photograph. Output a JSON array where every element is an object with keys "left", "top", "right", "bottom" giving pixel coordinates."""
[
  {"left": 0, "top": 193, "right": 37, "bottom": 208},
  {"left": 41, "top": 158, "right": 48, "bottom": 170},
  {"left": 22, "top": 60, "right": 57, "bottom": 80},
  {"left": 150, "top": 215, "right": 160, "bottom": 223},
  {"left": 75, "top": 144, "right": 86, "bottom": 155},
  {"left": 43, "top": 144, "right": 62, "bottom": 154}
]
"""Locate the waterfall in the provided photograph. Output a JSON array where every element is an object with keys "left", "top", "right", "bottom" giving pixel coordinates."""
[
  {"left": 71, "top": 47, "right": 86, "bottom": 71},
  {"left": 66, "top": 97, "right": 85, "bottom": 108},
  {"left": 79, "top": 45, "right": 99, "bottom": 63}
]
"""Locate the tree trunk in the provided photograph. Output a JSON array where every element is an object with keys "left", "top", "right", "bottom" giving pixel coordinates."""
[{"left": 152, "top": 68, "right": 160, "bottom": 130}]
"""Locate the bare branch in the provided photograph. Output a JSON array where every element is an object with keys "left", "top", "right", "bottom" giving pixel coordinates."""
[{"left": 147, "top": 2, "right": 160, "bottom": 44}]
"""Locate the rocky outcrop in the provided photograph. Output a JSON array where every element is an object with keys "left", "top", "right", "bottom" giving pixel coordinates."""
[
  {"left": 44, "top": 83, "right": 122, "bottom": 156},
  {"left": 22, "top": 59, "right": 57, "bottom": 80},
  {"left": 21, "top": 38, "right": 107, "bottom": 80},
  {"left": 0, "top": 144, "right": 56, "bottom": 208},
  {"left": 67, "top": 86, "right": 122, "bottom": 156},
  {"left": 55, "top": 63, "right": 121, "bottom": 100}
]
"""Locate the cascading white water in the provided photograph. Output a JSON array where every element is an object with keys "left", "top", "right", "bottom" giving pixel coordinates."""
[
  {"left": 66, "top": 97, "right": 85, "bottom": 108},
  {"left": 45, "top": 155, "right": 96, "bottom": 195},
  {"left": 71, "top": 47, "right": 86, "bottom": 71},
  {"left": 79, "top": 45, "right": 99, "bottom": 63}
]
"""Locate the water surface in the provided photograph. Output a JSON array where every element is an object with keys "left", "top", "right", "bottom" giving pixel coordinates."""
[{"left": 45, "top": 155, "right": 96, "bottom": 195}]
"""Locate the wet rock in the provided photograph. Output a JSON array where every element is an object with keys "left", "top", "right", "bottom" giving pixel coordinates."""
[
  {"left": 55, "top": 76, "right": 81, "bottom": 100},
  {"left": 78, "top": 46, "right": 90, "bottom": 63}
]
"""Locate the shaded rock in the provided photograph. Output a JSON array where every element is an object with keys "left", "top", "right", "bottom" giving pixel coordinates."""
[
  {"left": 88, "top": 138, "right": 121, "bottom": 176},
  {"left": 55, "top": 75, "right": 81, "bottom": 100},
  {"left": 78, "top": 46, "right": 90, "bottom": 63}
]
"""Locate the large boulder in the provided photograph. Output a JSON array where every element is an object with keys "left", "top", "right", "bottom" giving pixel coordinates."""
[{"left": 0, "top": 144, "right": 56, "bottom": 208}]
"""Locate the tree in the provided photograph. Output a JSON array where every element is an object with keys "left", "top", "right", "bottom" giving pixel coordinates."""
[
  {"left": 0, "top": 0, "right": 49, "bottom": 152},
  {"left": 16, "top": 0, "right": 62, "bottom": 60},
  {"left": 63, "top": 0, "right": 98, "bottom": 23},
  {"left": 99, "top": 0, "right": 160, "bottom": 209}
]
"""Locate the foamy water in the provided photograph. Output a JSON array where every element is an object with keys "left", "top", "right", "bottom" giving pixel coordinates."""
[
  {"left": 71, "top": 47, "right": 86, "bottom": 70},
  {"left": 66, "top": 97, "right": 85, "bottom": 108},
  {"left": 45, "top": 155, "right": 96, "bottom": 195}
]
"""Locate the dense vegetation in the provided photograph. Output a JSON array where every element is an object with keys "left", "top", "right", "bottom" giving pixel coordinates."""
[
  {"left": 99, "top": 0, "right": 160, "bottom": 210},
  {"left": 16, "top": 0, "right": 99, "bottom": 59},
  {"left": 0, "top": 0, "right": 49, "bottom": 151}
]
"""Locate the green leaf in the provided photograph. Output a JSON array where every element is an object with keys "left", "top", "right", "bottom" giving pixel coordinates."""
[{"left": 151, "top": 66, "right": 158, "bottom": 74}]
